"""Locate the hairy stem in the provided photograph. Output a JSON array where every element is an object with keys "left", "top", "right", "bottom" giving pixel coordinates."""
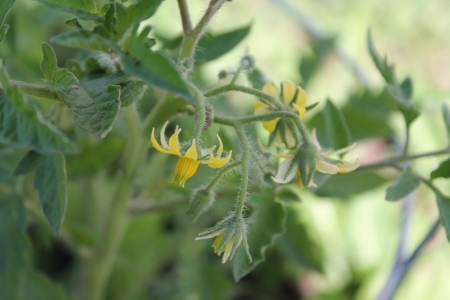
[
  {"left": 190, "top": 83, "right": 206, "bottom": 142},
  {"left": 234, "top": 126, "right": 250, "bottom": 217},
  {"left": 206, "top": 161, "right": 241, "bottom": 192},
  {"left": 7, "top": 80, "right": 62, "bottom": 101}
]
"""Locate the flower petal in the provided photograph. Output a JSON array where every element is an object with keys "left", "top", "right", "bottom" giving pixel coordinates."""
[
  {"left": 332, "top": 143, "right": 357, "bottom": 155},
  {"left": 160, "top": 121, "right": 170, "bottom": 150},
  {"left": 216, "top": 135, "right": 224, "bottom": 158},
  {"left": 151, "top": 127, "right": 174, "bottom": 155},
  {"left": 221, "top": 236, "right": 235, "bottom": 263},
  {"left": 311, "top": 128, "right": 322, "bottom": 150},
  {"left": 336, "top": 159, "right": 359, "bottom": 173},
  {"left": 262, "top": 82, "right": 279, "bottom": 98},
  {"left": 254, "top": 101, "right": 271, "bottom": 115},
  {"left": 208, "top": 151, "right": 232, "bottom": 168},
  {"left": 272, "top": 158, "right": 296, "bottom": 184},
  {"left": 282, "top": 80, "right": 297, "bottom": 105},
  {"left": 316, "top": 158, "right": 339, "bottom": 174},
  {"left": 263, "top": 118, "right": 279, "bottom": 133},
  {"left": 185, "top": 139, "right": 198, "bottom": 160},
  {"left": 292, "top": 103, "right": 306, "bottom": 119},
  {"left": 169, "top": 127, "right": 182, "bottom": 157},
  {"left": 294, "top": 86, "right": 308, "bottom": 107}
]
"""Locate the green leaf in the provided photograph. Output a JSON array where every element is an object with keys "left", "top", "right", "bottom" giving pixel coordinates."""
[
  {"left": 114, "top": 0, "right": 163, "bottom": 37},
  {"left": 40, "top": 43, "right": 79, "bottom": 93},
  {"left": 385, "top": 84, "right": 419, "bottom": 126},
  {"left": 279, "top": 204, "right": 323, "bottom": 272},
  {"left": 233, "top": 189, "right": 286, "bottom": 281},
  {"left": 0, "top": 194, "right": 30, "bottom": 300},
  {"left": 367, "top": 30, "right": 397, "bottom": 85},
  {"left": 276, "top": 185, "right": 302, "bottom": 203},
  {"left": 33, "top": 152, "right": 67, "bottom": 234},
  {"left": 385, "top": 166, "right": 420, "bottom": 201},
  {"left": 323, "top": 99, "right": 351, "bottom": 150},
  {"left": 195, "top": 24, "right": 252, "bottom": 63},
  {"left": 247, "top": 68, "right": 267, "bottom": 90},
  {"left": 108, "top": 25, "right": 193, "bottom": 101},
  {"left": 0, "top": 68, "right": 77, "bottom": 153},
  {"left": 61, "top": 72, "right": 121, "bottom": 138},
  {"left": 65, "top": 18, "right": 82, "bottom": 29},
  {"left": 119, "top": 79, "right": 147, "bottom": 107},
  {"left": 300, "top": 36, "right": 335, "bottom": 85},
  {"left": 400, "top": 77, "right": 413, "bottom": 100},
  {"left": 436, "top": 192, "right": 450, "bottom": 240},
  {"left": 431, "top": 157, "right": 450, "bottom": 180},
  {"left": 0, "top": 0, "right": 14, "bottom": 25},
  {"left": 51, "top": 26, "right": 110, "bottom": 53},
  {"left": 13, "top": 150, "right": 41, "bottom": 176},
  {"left": 19, "top": 271, "right": 68, "bottom": 300},
  {"left": 33, "top": 0, "right": 101, "bottom": 21},
  {"left": 0, "top": 24, "right": 9, "bottom": 43},
  {"left": 314, "top": 171, "right": 391, "bottom": 198},
  {"left": 442, "top": 104, "right": 450, "bottom": 139}
]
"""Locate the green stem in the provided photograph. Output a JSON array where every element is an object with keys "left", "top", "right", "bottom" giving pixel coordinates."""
[
  {"left": 190, "top": 83, "right": 206, "bottom": 142},
  {"left": 84, "top": 105, "right": 146, "bottom": 300},
  {"left": 402, "top": 124, "right": 410, "bottom": 156},
  {"left": 179, "top": 0, "right": 227, "bottom": 62},
  {"left": 206, "top": 161, "right": 241, "bottom": 192},
  {"left": 8, "top": 80, "right": 62, "bottom": 101},
  {"left": 249, "top": 147, "right": 267, "bottom": 175},
  {"left": 356, "top": 147, "right": 450, "bottom": 172},
  {"left": 177, "top": 0, "right": 193, "bottom": 34},
  {"left": 229, "top": 62, "right": 245, "bottom": 85},
  {"left": 234, "top": 126, "right": 250, "bottom": 217}
]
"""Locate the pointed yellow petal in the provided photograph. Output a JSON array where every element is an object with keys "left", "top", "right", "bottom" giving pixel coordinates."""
[
  {"left": 208, "top": 151, "right": 232, "bottom": 168},
  {"left": 332, "top": 143, "right": 357, "bottom": 155},
  {"left": 201, "top": 145, "right": 216, "bottom": 157},
  {"left": 172, "top": 157, "right": 199, "bottom": 187},
  {"left": 292, "top": 104, "right": 306, "bottom": 119},
  {"left": 169, "top": 128, "right": 182, "bottom": 157},
  {"left": 185, "top": 140, "right": 198, "bottom": 160},
  {"left": 282, "top": 80, "right": 297, "bottom": 105},
  {"left": 221, "top": 236, "right": 235, "bottom": 263},
  {"left": 160, "top": 121, "right": 170, "bottom": 150},
  {"left": 254, "top": 101, "right": 271, "bottom": 115},
  {"left": 336, "top": 159, "right": 359, "bottom": 173},
  {"left": 216, "top": 135, "right": 224, "bottom": 158},
  {"left": 151, "top": 128, "right": 174, "bottom": 155},
  {"left": 262, "top": 82, "right": 279, "bottom": 98},
  {"left": 316, "top": 158, "right": 339, "bottom": 174},
  {"left": 285, "top": 129, "right": 297, "bottom": 148},
  {"left": 295, "top": 86, "right": 308, "bottom": 107},
  {"left": 263, "top": 118, "right": 279, "bottom": 133}
]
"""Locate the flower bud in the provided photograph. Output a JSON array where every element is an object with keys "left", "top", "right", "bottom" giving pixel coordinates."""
[
  {"left": 187, "top": 188, "right": 215, "bottom": 222},
  {"left": 240, "top": 54, "right": 256, "bottom": 72}
]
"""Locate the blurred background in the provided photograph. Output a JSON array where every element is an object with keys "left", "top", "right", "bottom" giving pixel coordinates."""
[{"left": 2, "top": 0, "right": 450, "bottom": 299}]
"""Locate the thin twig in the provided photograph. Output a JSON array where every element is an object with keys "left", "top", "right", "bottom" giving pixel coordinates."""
[{"left": 177, "top": 0, "right": 193, "bottom": 34}]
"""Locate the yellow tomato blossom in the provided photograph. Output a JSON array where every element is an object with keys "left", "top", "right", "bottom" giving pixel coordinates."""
[
  {"left": 254, "top": 80, "right": 308, "bottom": 148},
  {"left": 271, "top": 129, "right": 359, "bottom": 188},
  {"left": 151, "top": 121, "right": 232, "bottom": 187}
]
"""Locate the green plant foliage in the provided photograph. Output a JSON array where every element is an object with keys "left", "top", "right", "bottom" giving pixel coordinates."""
[
  {"left": 384, "top": 84, "right": 419, "bottom": 126},
  {"left": 436, "top": 192, "right": 450, "bottom": 241},
  {"left": 0, "top": 24, "right": 9, "bottom": 43},
  {"left": 51, "top": 26, "right": 111, "bottom": 52},
  {"left": 276, "top": 185, "right": 302, "bottom": 203},
  {"left": 195, "top": 25, "right": 252, "bottom": 63},
  {"left": 279, "top": 204, "right": 323, "bottom": 272},
  {"left": 33, "top": 152, "right": 67, "bottom": 234},
  {"left": 233, "top": 189, "right": 286, "bottom": 281},
  {"left": 113, "top": 0, "right": 163, "bottom": 37},
  {"left": 13, "top": 150, "right": 41, "bottom": 176},
  {"left": 19, "top": 271, "right": 69, "bottom": 300},
  {"left": 385, "top": 166, "right": 421, "bottom": 201},
  {"left": 443, "top": 104, "right": 450, "bottom": 139},
  {"left": 299, "top": 36, "right": 335, "bottom": 86},
  {"left": 33, "top": 0, "right": 101, "bottom": 21},
  {"left": 247, "top": 68, "right": 268, "bottom": 89},
  {"left": 367, "top": 30, "right": 396, "bottom": 85},
  {"left": 430, "top": 157, "right": 450, "bottom": 180},
  {"left": 323, "top": 99, "right": 352, "bottom": 150},
  {"left": 0, "top": 68, "right": 77, "bottom": 154}
]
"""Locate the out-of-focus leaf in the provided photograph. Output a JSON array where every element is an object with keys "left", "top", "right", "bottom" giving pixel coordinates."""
[
  {"left": 0, "top": 24, "right": 9, "bottom": 43},
  {"left": 0, "top": 0, "right": 14, "bottom": 24},
  {"left": 61, "top": 72, "right": 121, "bottom": 138},
  {"left": 64, "top": 18, "right": 82, "bottom": 29},
  {"left": 33, "top": 0, "right": 101, "bottom": 21},
  {"left": 0, "top": 68, "right": 77, "bottom": 153},
  {"left": 13, "top": 150, "right": 41, "bottom": 176},
  {"left": 114, "top": 0, "right": 163, "bottom": 37},
  {"left": 431, "top": 157, "right": 450, "bottom": 180},
  {"left": 66, "top": 136, "right": 126, "bottom": 177},
  {"left": 51, "top": 26, "right": 110, "bottom": 52},
  {"left": 233, "top": 189, "right": 286, "bottom": 281},
  {"left": 247, "top": 68, "right": 267, "bottom": 90},
  {"left": 400, "top": 77, "right": 413, "bottom": 100},
  {"left": 384, "top": 84, "right": 419, "bottom": 126},
  {"left": 19, "top": 271, "right": 68, "bottom": 300},
  {"left": 40, "top": 43, "right": 79, "bottom": 93},
  {"left": 385, "top": 166, "right": 420, "bottom": 201},
  {"left": 195, "top": 24, "right": 251, "bottom": 63},
  {"left": 323, "top": 99, "right": 351, "bottom": 150},
  {"left": 300, "top": 36, "right": 335, "bottom": 85},
  {"left": 279, "top": 204, "right": 323, "bottom": 272},
  {"left": 33, "top": 152, "right": 67, "bottom": 234},
  {"left": 276, "top": 186, "right": 302, "bottom": 203},
  {"left": 367, "top": 30, "right": 396, "bottom": 85},
  {"left": 442, "top": 104, "right": 450, "bottom": 139},
  {"left": 314, "top": 171, "right": 391, "bottom": 198},
  {"left": 0, "top": 194, "right": 29, "bottom": 300},
  {"left": 436, "top": 192, "right": 450, "bottom": 241},
  {"left": 108, "top": 25, "right": 193, "bottom": 102}
]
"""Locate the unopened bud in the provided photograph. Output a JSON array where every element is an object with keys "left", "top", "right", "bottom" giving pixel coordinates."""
[{"left": 240, "top": 54, "right": 256, "bottom": 72}]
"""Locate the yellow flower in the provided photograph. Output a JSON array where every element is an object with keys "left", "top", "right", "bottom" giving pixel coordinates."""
[
  {"left": 271, "top": 129, "right": 359, "bottom": 188},
  {"left": 195, "top": 216, "right": 251, "bottom": 263},
  {"left": 151, "top": 121, "right": 232, "bottom": 187},
  {"left": 254, "top": 80, "right": 308, "bottom": 148}
]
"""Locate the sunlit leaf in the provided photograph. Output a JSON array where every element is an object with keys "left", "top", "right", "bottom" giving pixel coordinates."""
[
  {"left": 33, "top": 0, "right": 101, "bottom": 21},
  {"left": 385, "top": 166, "right": 420, "bottom": 201},
  {"left": 0, "top": 68, "right": 77, "bottom": 153},
  {"left": 233, "top": 189, "right": 286, "bottom": 281},
  {"left": 430, "top": 157, "right": 450, "bottom": 180},
  {"left": 33, "top": 152, "right": 67, "bottom": 234}
]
